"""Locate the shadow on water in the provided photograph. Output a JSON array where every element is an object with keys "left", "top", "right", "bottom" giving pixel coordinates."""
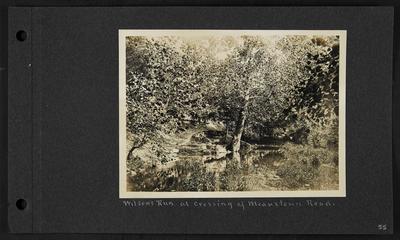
[
  {"left": 127, "top": 139, "right": 339, "bottom": 192},
  {"left": 174, "top": 143, "right": 286, "bottom": 191},
  {"left": 127, "top": 141, "right": 287, "bottom": 192}
]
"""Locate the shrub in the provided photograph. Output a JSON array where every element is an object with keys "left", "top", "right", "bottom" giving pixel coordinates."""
[
  {"left": 174, "top": 160, "right": 217, "bottom": 191},
  {"left": 128, "top": 159, "right": 217, "bottom": 192},
  {"left": 283, "top": 108, "right": 339, "bottom": 148},
  {"left": 219, "top": 161, "right": 247, "bottom": 191},
  {"left": 307, "top": 114, "right": 338, "bottom": 149},
  {"left": 276, "top": 143, "right": 336, "bottom": 189}
]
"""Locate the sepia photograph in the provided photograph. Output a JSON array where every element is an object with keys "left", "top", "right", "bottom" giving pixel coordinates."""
[{"left": 119, "top": 30, "right": 346, "bottom": 198}]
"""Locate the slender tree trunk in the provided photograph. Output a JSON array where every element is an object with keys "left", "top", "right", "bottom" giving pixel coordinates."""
[
  {"left": 127, "top": 139, "right": 146, "bottom": 161},
  {"left": 232, "top": 111, "right": 246, "bottom": 153},
  {"left": 225, "top": 120, "right": 229, "bottom": 143},
  {"left": 232, "top": 91, "right": 250, "bottom": 155}
]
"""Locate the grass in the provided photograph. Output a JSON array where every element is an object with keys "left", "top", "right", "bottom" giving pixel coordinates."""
[{"left": 276, "top": 143, "right": 338, "bottom": 190}]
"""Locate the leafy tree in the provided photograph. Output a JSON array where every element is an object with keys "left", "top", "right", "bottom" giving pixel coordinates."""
[
  {"left": 125, "top": 36, "right": 216, "bottom": 160},
  {"left": 125, "top": 34, "right": 340, "bottom": 162},
  {"left": 272, "top": 36, "right": 339, "bottom": 143},
  {"left": 212, "top": 36, "right": 301, "bottom": 154}
]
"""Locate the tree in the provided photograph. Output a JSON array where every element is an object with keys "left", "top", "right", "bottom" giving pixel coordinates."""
[
  {"left": 125, "top": 36, "right": 216, "bottom": 160},
  {"left": 212, "top": 36, "right": 301, "bottom": 156},
  {"left": 125, "top": 34, "right": 340, "bottom": 163},
  {"left": 276, "top": 35, "right": 340, "bottom": 145}
]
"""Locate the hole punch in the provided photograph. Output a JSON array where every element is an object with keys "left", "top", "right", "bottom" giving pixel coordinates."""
[
  {"left": 16, "top": 199, "right": 27, "bottom": 210},
  {"left": 16, "top": 30, "right": 27, "bottom": 41}
]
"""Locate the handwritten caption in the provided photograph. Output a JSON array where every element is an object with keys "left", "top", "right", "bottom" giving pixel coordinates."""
[{"left": 122, "top": 199, "right": 335, "bottom": 211}]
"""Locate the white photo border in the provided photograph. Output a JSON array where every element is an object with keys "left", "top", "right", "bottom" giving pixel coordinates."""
[{"left": 119, "top": 30, "right": 346, "bottom": 199}]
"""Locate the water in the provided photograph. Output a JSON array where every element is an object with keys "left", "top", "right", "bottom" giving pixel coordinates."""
[{"left": 171, "top": 143, "right": 286, "bottom": 191}]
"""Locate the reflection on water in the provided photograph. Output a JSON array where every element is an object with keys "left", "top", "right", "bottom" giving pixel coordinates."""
[
  {"left": 127, "top": 141, "right": 339, "bottom": 192},
  {"left": 173, "top": 143, "right": 285, "bottom": 191},
  {"left": 176, "top": 143, "right": 283, "bottom": 170}
]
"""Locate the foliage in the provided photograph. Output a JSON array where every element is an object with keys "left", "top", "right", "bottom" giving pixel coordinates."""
[
  {"left": 279, "top": 36, "right": 340, "bottom": 143},
  {"left": 276, "top": 143, "right": 338, "bottom": 189},
  {"left": 125, "top": 34, "right": 341, "bottom": 192},
  {"left": 174, "top": 160, "right": 217, "bottom": 191},
  {"left": 219, "top": 161, "right": 248, "bottom": 191},
  {"left": 210, "top": 36, "right": 299, "bottom": 136},
  {"left": 125, "top": 35, "right": 340, "bottom": 151},
  {"left": 128, "top": 160, "right": 216, "bottom": 192},
  {"left": 125, "top": 36, "right": 216, "bottom": 150},
  {"left": 307, "top": 113, "right": 339, "bottom": 149}
]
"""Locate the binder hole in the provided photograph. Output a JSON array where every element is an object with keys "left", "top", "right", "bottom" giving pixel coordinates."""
[
  {"left": 16, "top": 199, "right": 27, "bottom": 210},
  {"left": 16, "top": 30, "right": 27, "bottom": 41}
]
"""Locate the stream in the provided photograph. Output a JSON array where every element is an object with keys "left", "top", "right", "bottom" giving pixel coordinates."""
[{"left": 127, "top": 127, "right": 338, "bottom": 192}]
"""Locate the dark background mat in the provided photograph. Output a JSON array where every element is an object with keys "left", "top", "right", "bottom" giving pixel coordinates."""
[{"left": 1, "top": 0, "right": 399, "bottom": 239}]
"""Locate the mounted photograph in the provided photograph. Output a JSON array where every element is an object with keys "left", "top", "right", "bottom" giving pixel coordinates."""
[{"left": 119, "top": 30, "right": 346, "bottom": 198}]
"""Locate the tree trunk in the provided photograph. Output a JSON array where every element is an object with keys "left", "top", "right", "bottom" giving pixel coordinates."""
[
  {"left": 232, "top": 92, "right": 250, "bottom": 154},
  {"left": 126, "top": 139, "right": 146, "bottom": 161},
  {"left": 225, "top": 121, "right": 229, "bottom": 143}
]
